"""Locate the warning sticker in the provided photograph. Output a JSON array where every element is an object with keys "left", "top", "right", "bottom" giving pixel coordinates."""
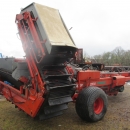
[{"left": 90, "top": 82, "right": 96, "bottom": 86}]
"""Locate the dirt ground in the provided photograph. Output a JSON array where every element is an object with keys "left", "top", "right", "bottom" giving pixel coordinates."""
[{"left": 0, "top": 85, "right": 130, "bottom": 130}]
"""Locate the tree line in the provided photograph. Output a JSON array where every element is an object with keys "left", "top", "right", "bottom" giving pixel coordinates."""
[{"left": 85, "top": 47, "right": 130, "bottom": 66}]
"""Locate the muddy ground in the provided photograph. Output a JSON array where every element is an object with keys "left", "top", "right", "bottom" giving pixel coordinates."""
[{"left": 0, "top": 85, "right": 130, "bottom": 130}]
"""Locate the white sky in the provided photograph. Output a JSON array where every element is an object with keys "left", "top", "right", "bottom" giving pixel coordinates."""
[{"left": 0, "top": 0, "right": 130, "bottom": 57}]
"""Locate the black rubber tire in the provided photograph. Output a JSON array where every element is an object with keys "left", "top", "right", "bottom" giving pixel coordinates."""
[
  {"left": 75, "top": 87, "right": 108, "bottom": 122},
  {"left": 118, "top": 86, "right": 124, "bottom": 92},
  {"left": 82, "top": 65, "right": 90, "bottom": 70}
]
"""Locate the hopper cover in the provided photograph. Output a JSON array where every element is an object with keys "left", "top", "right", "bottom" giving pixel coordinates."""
[{"left": 21, "top": 3, "right": 77, "bottom": 54}]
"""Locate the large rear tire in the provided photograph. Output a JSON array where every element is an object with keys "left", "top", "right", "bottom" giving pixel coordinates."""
[{"left": 75, "top": 87, "right": 108, "bottom": 122}]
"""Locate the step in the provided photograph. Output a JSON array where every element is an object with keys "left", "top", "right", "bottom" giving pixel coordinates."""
[
  {"left": 42, "top": 65, "right": 66, "bottom": 70},
  {"left": 45, "top": 74, "right": 72, "bottom": 79},
  {"left": 39, "top": 111, "right": 63, "bottom": 120},
  {"left": 49, "top": 84, "right": 76, "bottom": 90},
  {"left": 44, "top": 104, "right": 68, "bottom": 115},
  {"left": 48, "top": 96, "right": 72, "bottom": 106}
]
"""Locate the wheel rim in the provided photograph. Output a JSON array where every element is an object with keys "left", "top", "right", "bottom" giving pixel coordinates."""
[{"left": 94, "top": 97, "right": 104, "bottom": 114}]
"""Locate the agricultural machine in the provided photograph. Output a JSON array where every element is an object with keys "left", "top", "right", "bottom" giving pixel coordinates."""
[
  {"left": 0, "top": 2, "right": 130, "bottom": 122},
  {"left": 70, "top": 48, "right": 105, "bottom": 71}
]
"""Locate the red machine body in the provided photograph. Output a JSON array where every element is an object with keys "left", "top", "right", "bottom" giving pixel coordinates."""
[{"left": 72, "top": 70, "right": 130, "bottom": 100}]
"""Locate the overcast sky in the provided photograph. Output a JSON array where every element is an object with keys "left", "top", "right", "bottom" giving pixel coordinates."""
[{"left": 0, "top": 0, "right": 130, "bottom": 57}]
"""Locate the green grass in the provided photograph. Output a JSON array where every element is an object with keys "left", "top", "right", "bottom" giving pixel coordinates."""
[{"left": 0, "top": 85, "right": 130, "bottom": 130}]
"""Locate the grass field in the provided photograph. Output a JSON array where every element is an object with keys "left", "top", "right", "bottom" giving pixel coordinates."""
[{"left": 0, "top": 85, "right": 130, "bottom": 130}]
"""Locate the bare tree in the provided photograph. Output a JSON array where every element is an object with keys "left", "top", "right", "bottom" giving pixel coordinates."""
[{"left": 92, "top": 46, "right": 130, "bottom": 66}]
